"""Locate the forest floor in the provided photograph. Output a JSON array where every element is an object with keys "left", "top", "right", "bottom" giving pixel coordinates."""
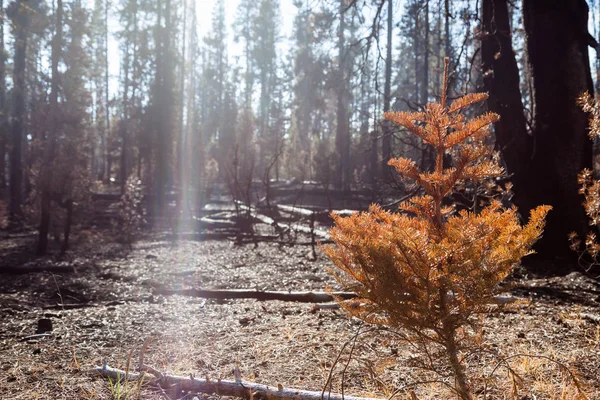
[{"left": 1, "top": 227, "right": 600, "bottom": 399}]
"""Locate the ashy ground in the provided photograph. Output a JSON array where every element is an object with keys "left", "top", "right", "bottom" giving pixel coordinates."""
[{"left": 1, "top": 230, "right": 599, "bottom": 399}]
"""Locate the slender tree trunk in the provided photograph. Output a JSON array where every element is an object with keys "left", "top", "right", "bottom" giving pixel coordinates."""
[
  {"left": 335, "top": 0, "right": 349, "bottom": 190},
  {"left": 381, "top": 0, "right": 393, "bottom": 179},
  {"left": 435, "top": 4, "right": 441, "bottom": 97},
  {"left": 438, "top": 284, "right": 473, "bottom": 400},
  {"left": 370, "top": 70, "right": 378, "bottom": 184},
  {"left": 120, "top": 29, "right": 130, "bottom": 195},
  {"left": 37, "top": 0, "right": 63, "bottom": 255},
  {"left": 0, "top": 0, "right": 6, "bottom": 189},
  {"left": 185, "top": 0, "right": 197, "bottom": 211},
  {"left": 176, "top": 0, "right": 186, "bottom": 221},
  {"left": 131, "top": 0, "right": 139, "bottom": 178},
  {"left": 421, "top": 0, "right": 429, "bottom": 105},
  {"left": 9, "top": 0, "right": 30, "bottom": 223},
  {"left": 444, "top": 0, "right": 450, "bottom": 58},
  {"left": 153, "top": 0, "right": 165, "bottom": 220},
  {"left": 481, "top": 0, "right": 531, "bottom": 200},
  {"left": 420, "top": 1, "right": 434, "bottom": 171},
  {"left": 104, "top": 0, "right": 111, "bottom": 183},
  {"left": 414, "top": 8, "right": 420, "bottom": 103}
]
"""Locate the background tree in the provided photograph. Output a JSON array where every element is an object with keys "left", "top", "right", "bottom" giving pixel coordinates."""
[
  {"left": 36, "top": 0, "right": 62, "bottom": 255},
  {"left": 0, "top": 0, "right": 7, "bottom": 189},
  {"left": 7, "top": 0, "right": 33, "bottom": 223},
  {"left": 482, "top": 0, "right": 596, "bottom": 266}
]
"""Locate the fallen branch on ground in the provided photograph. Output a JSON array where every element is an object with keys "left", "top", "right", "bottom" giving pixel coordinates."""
[
  {"left": 0, "top": 264, "right": 76, "bottom": 275},
  {"left": 42, "top": 297, "right": 152, "bottom": 310},
  {"left": 153, "top": 288, "right": 357, "bottom": 302},
  {"left": 236, "top": 201, "right": 331, "bottom": 239},
  {"left": 93, "top": 365, "right": 383, "bottom": 400},
  {"left": 20, "top": 333, "right": 53, "bottom": 342},
  {"left": 153, "top": 288, "right": 520, "bottom": 305}
]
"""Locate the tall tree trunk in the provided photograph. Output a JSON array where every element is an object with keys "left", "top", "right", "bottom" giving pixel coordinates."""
[
  {"left": 37, "top": 0, "right": 63, "bottom": 255},
  {"left": 420, "top": 0, "right": 429, "bottom": 105},
  {"left": 184, "top": 0, "right": 196, "bottom": 211},
  {"left": 153, "top": 0, "right": 173, "bottom": 222},
  {"left": 444, "top": 0, "right": 450, "bottom": 59},
  {"left": 521, "top": 0, "right": 594, "bottom": 264},
  {"left": 434, "top": 3, "right": 441, "bottom": 97},
  {"left": 176, "top": 0, "right": 186, "bottom": 220},
  {"left": 481, "top": 0, "right": 531, "bottom": 202},
  {"left": 420, "top": 1, "right": 434, "bottom": 171},
  {"left": 483, "top": 0, "right": 595, "bottom": 268},
  {"left": 104, "top": 0, "right": 110, "bottom": 183},
  {"left": 414, "top": 7, "right": 420, "bottom": 103},
  {"left": 153, "top": 0, "right": 165, "bottom": 220},
  {"left": 381, "top": 0, "right": 392, "bottom": 180},
  {"left": 335, "top": 0, "right": 349, "bottom": 190},
  {"left": 131, "top": 0, "right": 139, "bottom": 179},
  {"left": 120, "top": 27, "right": 130, "bottom": 195},
  {"left": 9, "top": 0, "right": 30, "bottom": 223},
  {"left": 0, "top": 0, "right": 6, "bottom": 189}
]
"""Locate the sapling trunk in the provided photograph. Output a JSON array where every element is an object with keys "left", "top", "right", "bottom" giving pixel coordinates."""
[
  {"left": 443, "top": 325, "right": 473, "bottom": 400},
  {"left": 439, "top": 284, "right": 473, "bottom": 400}
]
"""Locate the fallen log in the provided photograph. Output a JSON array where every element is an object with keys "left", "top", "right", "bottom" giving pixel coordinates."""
[
  {"left": 93, "top": 365, "right": 383, "bottom": 400},
  {"left": 153, "top": 288, "right": 520, "bottom": 306},
  {"left": 276, "top": 204, "right": 320, "bottom": 218},
  {"left": 196, "top": 216, "right": 237, "bottom": 229},
  {"left": 277, "top": 205, "right": 356, "bottom": 219},
  {"left": 153, "top": 288, "right": 357, "bottom": 303},
  {"left": 235, "top": 201, "right": 331, "bottom": 240}
]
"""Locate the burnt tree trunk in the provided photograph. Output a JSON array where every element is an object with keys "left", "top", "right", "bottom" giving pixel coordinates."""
[
  {"left": 381, "top": 0, "right": 393, "bottom": 179},
  {"left": 420, "top": 0, "right": 434, "bottom": 172},
  {"left": 523, "top": 0, "right": 594, "bottom": 263},
  {"left": 37, "top": 0, "right": 62, "bottom": 255},
  {"left": 483, "top": 0, "right": 594, "bottom": 268},
  {"left": 8, "top": 0, "right": 30, "bottom": 223},
  {"left": 481, "top": 0, "right": 532, "bottom": 204},
  {"left": 335, "top": 0, "right": 349, "bottom": 190},
  {"left": 0, "top": 0, "right": 6, "bottom": 189}
]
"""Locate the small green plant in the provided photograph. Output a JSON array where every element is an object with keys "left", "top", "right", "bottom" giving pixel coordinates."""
[
  {"left": 107, "top": 374, "right": 145, "bottom": 400},
  {"left": 323, "top": 58, "right": 550, "bottom": 399},
  {"left": 107, "top": 375, "right": 124, "bottom": 400},
  {"left": 105, "top": 347, "right": 147, "bottom": 400}
]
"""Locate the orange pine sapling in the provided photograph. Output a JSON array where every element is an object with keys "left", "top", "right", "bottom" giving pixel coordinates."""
[
  {"left": 322, "top": 58, "right": 550, "bottom": 399},
  {"left": 570, "top": 92, "right": 600, "bottom": 272}
]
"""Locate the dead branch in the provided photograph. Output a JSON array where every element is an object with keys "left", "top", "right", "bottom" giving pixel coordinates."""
[
  {"left": 238, "top": 201, "right": 331, "bottom": 240},
  {"left": 93, "top": 365, "right": 383, "bottom": 400},
  {"left": 152, "top": 288, "right": 357, "bottom": 303},
  {"left": 153, "top": 288, "right": 519, "bottom": 305},
  {"left": 20, "top": 333, "right": 53, "bottom": 342},
  {"left": 0, "top": 264, "right": 76, "bottom": 275}
]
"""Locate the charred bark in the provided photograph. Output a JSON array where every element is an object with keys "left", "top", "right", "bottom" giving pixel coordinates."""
[
  {"left": 8, "top": 0, "right": 30, "bottom": 223},
  {"left": 483, "top": 0, "right": 594, "bottom": 268},
  {"left": 521, "top": 0, "right": 594, "bottom": 264},
  {"left": 381, "top": 0, "right": 393, "bottom": 180},
  {"left": 38, "top": 0, "right": 63, "bottom": 255}
]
